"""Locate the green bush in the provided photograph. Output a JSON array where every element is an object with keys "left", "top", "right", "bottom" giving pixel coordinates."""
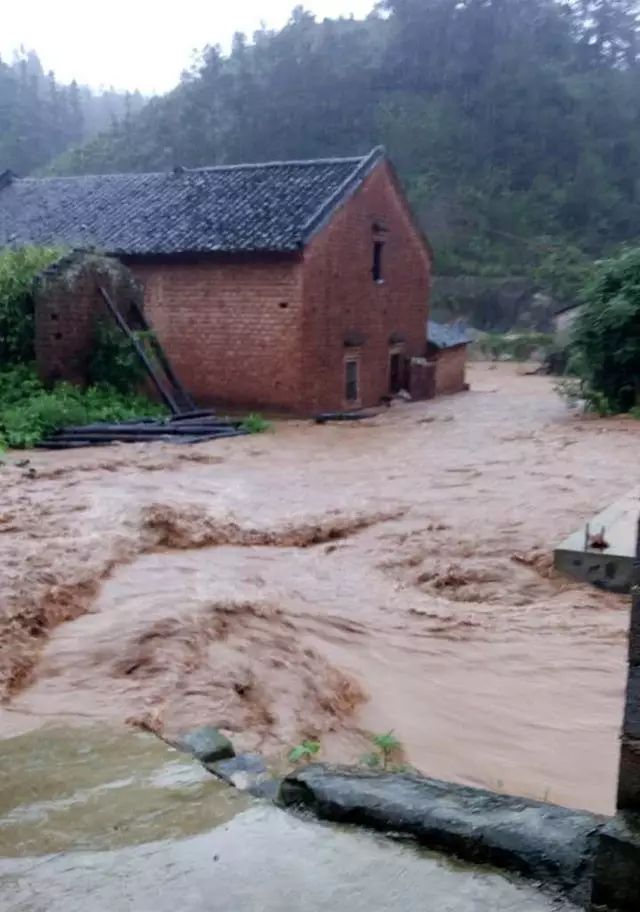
[
  {"left": 240, "top": 413, "right": 272, "bottom": 434},
  {"left": 0, "top": 365, "right": 166, "bottom": 449},
  {"left": 567, "top": 248, "right": 640, "bottom": 414},
  {"left": 0, "top": 247, "right": 63, "bottom": 365},
  {"left": 89, "top": 319, "right": 151, "bottom": 393},
  {"left": 475, "top": 331, "right": 552, "bottom": 362}
]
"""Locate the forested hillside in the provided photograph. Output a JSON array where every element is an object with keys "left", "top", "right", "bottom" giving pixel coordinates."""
[
  {"left": 7, "top": 2, "right": 640, "bottom": 280},
  {"left": 0, "top": 50, "right": 144, "bottom": 176}
]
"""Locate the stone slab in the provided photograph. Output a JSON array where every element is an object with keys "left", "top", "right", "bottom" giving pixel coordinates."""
[
  {"left": 554, "top": 491, "right": 640, "bottom": 593},
  {"left": 175, "top": 726, "right": 235, "bottom": 764},
  {"left": 280, "top": 765, "right": 604, "bottom": 904},
  {"left": 206, "top": 753, "right": 268, "bottom": 790}
]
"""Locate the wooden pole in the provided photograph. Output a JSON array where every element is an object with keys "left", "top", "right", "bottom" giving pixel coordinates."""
[{"left": 98, "top": 286, "right": 180, "bottom": 415}]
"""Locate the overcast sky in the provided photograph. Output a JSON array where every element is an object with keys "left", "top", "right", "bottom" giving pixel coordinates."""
[{"left": 1, "top": 0, "right": 376, "bottom": 94}]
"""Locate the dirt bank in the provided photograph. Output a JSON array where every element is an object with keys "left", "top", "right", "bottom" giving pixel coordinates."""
[{"left": 0, "top": 365, "right": 635, "bottom": 813}]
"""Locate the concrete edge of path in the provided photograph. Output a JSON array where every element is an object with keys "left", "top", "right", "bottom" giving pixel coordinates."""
[{"left": 278, "top": 765, "right": 606, "bottom": 906}]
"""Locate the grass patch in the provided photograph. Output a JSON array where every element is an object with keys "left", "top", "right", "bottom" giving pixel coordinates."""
[
  {"left": 240, "top": 412, "right": 272, "bottom": 434},
  {"left": 0, "top": 365, "right": 166, "bottom": 449},
  {"left": 474, "top": 331, "right": 553, "bottom": 362}
]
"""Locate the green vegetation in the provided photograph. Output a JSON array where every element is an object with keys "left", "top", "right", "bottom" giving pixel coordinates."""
[
  {"left": 89, "top": 319, "right": 152, "bottom": 393},
  {"left": 561, "top": 247, "right": 640, "bottom": 414},
  {"left": 534, "top": 247, "right": 595, "bottom": 313},
  {"left": 361, "top": 731, "right": 404, "bottom": 771},
  {"left": 0, "top": 246, "right": 166, "bottom": 449},
  {"left": 240, "top": 413, "right": 272, "bottom": 435},
  {"left": 0, "top": 365, "right": 165, "bottom": 449},
  {"left": 474, "top": 331, "right": 553, "bottom": 362},
  {"left": 0, "top": 247, "right": 63, "bottom": 365},
  {"left": 38, "top": 1, "right": 640, "bottom": 284},
  {"left": 286, "top": 731, "right": 413, "bottom": 773},
  {"left": 288, "top": 740, "right": 321, "bottom": 765},
  {"left": 0, "top": 50, "right": 144, "bottom": 176}
]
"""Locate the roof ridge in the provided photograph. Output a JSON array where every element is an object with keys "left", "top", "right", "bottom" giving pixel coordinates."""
[
  {"left": 190, "top": 154, "right": 368, "bottom": 173},
  {"left": 11, "top": 152, "right": 374, "bottom": 184}
]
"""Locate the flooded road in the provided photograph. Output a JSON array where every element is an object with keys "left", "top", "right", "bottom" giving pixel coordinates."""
[
  {"left": 0, "top": 728, "right": 577, "bottom": 912},
  {"left": 1, "top": 365, "right": 635, "bottom": 813},
  {"left": 0, "top": 726, "right": 248, "bottom": 855}
]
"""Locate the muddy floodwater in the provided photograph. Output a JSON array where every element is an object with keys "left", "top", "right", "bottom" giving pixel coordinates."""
[
  {"left": 0, "top": 728, "right": 578, "bottom": 912},
  {"left": 0, "top": 365, "right": 635, "bottom": 814}
]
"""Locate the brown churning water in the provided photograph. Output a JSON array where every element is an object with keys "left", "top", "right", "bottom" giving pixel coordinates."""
[{"left": 0, "top": 364, "right": 633, "bottom": 814}]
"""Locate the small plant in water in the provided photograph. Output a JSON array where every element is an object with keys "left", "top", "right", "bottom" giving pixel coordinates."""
[
  {"left": 373, "top": 731, "right": 402, "bottom": 769},
  {"left": 361, "top": 731, "right": 403, "bottom": 771},
  {"left": 288, "top": 740, "right": 321, "bottom": 765},
  {"left": 240, "top": 412, "right": 272, "bottom": 434}
]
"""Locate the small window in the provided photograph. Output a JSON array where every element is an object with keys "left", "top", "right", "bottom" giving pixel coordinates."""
[
  {"left": 345, "top": 359, "right": 359, "bottom": 403},
  {"left": 372, "top": 241, "right": 384, "bottom": 283}
]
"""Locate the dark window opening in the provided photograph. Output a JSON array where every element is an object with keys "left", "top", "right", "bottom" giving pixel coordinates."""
[
  {"left": 345, "top": 359, "right": 359, "bottom": 403},
  {"left": 54, "top": 332, "right": 63, "bottom": 341},
  {"left": 389, "top": 352, "right": 403, "bottom": 394},
  {"left": 279, "top": 301, "right": 289, "bottom": 309},
  {"left": 50, "top": 312, "right": 59, "bottom": 321},
  {"left": 372, "top": 241, "right": 384, "bottom": 283}
]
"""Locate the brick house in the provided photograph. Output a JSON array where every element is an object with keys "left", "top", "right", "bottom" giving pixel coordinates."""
[
  {"left": 427, "top": 321, "right": 472, "bottom": 395},
  {"left": 0, "top": 148, "right": 432, "bottom": 413}
]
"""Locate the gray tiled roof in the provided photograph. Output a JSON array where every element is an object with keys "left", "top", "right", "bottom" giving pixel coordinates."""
[
  {"left": 0, "top": 149, "right": 383, "bottom": 256},
  {"left": 427, "top": 320, "right": 473, "bottom": 349}
]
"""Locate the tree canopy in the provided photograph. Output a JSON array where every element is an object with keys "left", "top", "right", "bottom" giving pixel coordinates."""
[
  {"left": 569, "top": 247, "right": 640, "bottom": 412},
  {"left": 4, "top": 2, "right": 640, "bottom": 278},
  {"left": 0, "top": 50, "right": 144, "bottom": 176}
]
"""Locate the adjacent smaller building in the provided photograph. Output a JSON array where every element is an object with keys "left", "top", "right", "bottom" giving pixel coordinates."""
[{"left": 427, "top": 320, "right": 472, "bottom": 396}]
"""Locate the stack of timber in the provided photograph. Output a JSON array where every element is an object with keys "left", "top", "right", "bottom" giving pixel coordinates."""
[{"left": 39, "top": 411, "right": 249, "bottom": 449}]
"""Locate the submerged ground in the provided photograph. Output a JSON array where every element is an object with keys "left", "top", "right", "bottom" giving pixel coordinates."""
[{"left": 0, "top": 364, "right": 635, "bottom": 814}]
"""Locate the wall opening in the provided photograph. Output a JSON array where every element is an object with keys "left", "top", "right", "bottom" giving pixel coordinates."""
[
  {"left": 389, "top": 352, "right": 404, "bottom": 394},
  {"left": 344, "top": 358, "right": 360, "bottom": 405},
  {"left": 372, "top": 240, "right": 384, "bottom": 283}
]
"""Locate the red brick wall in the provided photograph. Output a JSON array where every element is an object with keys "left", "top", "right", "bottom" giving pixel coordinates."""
[
  {"left": 435, "top": 345, "right": 467, "bottom": 395},
  {"left": 128, "top": 256, "right": 304, "bottom": 410},
  {"left": 300, "top": 160, "right": 431, "bottom": 412},
  {"left": 35, "top": 254, "right": 143, "bottom": 388},
  {"left": 36, "top": 269, "right": 96, "bottom": 386}
]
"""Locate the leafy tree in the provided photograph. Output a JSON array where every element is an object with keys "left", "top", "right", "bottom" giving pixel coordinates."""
[
  {"left": 569, "top": 247, "right": 640, "bottom": 411},
  {"left": 6, "top": 2, "right": 640, "bottom": 305},
  {"left": 0, "top": 246, "right": 62, "bottom": 365},
  {"left": 0, "top": 50, "right": 144, "bottom": 175},
  {"left": 535, "top": 245, "right": 595, "bottom": 307}
]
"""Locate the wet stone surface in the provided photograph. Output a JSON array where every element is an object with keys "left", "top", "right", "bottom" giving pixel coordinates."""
[
  {"left": 176, "top": 726, "right": 235, "bottom": 764},
  {"left": 280, "top": 765, "right": 604, "bottom": 905},
  {"left": 0, "top": 726, "right": 249, "bottom": 856},
  {"left": 207, "top": 752, "right": 269, "bottom": 790},
  {"left": 0, "top": 725, "right": 583, "bottom": 912},
  {"left": 0, "top": 803, "right": 581, "bottom": 912}
]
